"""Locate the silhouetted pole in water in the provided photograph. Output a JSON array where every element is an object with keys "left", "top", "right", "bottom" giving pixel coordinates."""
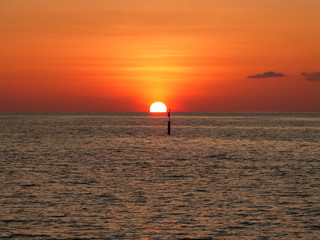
[{"left": 168, "top": 109, "right": 171, "bottom": 135}]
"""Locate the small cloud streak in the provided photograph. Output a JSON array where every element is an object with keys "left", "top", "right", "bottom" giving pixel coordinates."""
[
  {"left": 248, "top": 71, "right": 286, "bottom": 79},
  {"left": 301, "top": 72, "right": 320, "bottom": 81}
]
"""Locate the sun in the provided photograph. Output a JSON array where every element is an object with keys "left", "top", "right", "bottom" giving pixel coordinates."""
[{"left": 150, "top": 102, "right": 167, "bottom": 113}]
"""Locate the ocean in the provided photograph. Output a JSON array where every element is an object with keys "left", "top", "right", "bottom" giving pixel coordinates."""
[{"left": 0, "top": 112, "right": 319, "bottom": 239}]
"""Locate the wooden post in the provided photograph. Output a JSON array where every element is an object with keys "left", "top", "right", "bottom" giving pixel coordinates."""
[{"left": 167, "top": 109, "right": 171, "bottom": 135}]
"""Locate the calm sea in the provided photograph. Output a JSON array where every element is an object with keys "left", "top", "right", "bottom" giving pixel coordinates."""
[{"left": 0, "top": 112, "right": 319, "bottom": 239}]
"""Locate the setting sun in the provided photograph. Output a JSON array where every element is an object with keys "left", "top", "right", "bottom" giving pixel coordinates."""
[{"left": 150, "top": 102, "right": 167, "bottom": 113}]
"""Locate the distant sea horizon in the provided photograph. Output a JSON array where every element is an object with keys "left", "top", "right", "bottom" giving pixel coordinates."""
[{"left": 1, "top": 111, "right": 320, "bottom": 116}]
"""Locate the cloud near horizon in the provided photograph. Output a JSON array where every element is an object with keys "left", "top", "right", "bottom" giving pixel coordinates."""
[
  {"left": 248, "top": 71, "right": 286, "bottom": 79},
  {"left": 301, "top": 72, "right": 320, "bottom": 81}
]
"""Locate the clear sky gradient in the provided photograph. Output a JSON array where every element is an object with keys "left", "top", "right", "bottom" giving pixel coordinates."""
[{"left": 1, "top": 0, "right": 319, "bottom": 112}]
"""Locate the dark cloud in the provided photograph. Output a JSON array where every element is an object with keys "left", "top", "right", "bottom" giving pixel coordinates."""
[
  {"left": 301, "top": 72, "right": 320, "bottom": 81},
  {"left": 248, "top": 71, "right": 286, "bottom": 79}
]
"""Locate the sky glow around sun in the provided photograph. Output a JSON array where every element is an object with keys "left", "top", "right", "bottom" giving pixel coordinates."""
[{"left": 0, "top": 0, "right": 320, "bottom": 112}]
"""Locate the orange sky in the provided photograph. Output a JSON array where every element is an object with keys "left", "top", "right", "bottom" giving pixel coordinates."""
[{"left": 1, "top": 0, "right": 319, "bottom": 112}]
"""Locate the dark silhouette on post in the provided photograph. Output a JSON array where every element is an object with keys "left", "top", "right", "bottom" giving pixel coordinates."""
[{"left": 167, "top": 109, "right": 171, "bottom": 135}]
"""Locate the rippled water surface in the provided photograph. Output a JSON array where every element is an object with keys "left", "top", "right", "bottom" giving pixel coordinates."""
[{"left": 0, "top": 112, "right": 319, "bottom": 239}]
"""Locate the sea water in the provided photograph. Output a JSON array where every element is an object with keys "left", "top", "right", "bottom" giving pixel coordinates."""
[{"left": 0, "top": 112, "right": 319, "bottom": 239}]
